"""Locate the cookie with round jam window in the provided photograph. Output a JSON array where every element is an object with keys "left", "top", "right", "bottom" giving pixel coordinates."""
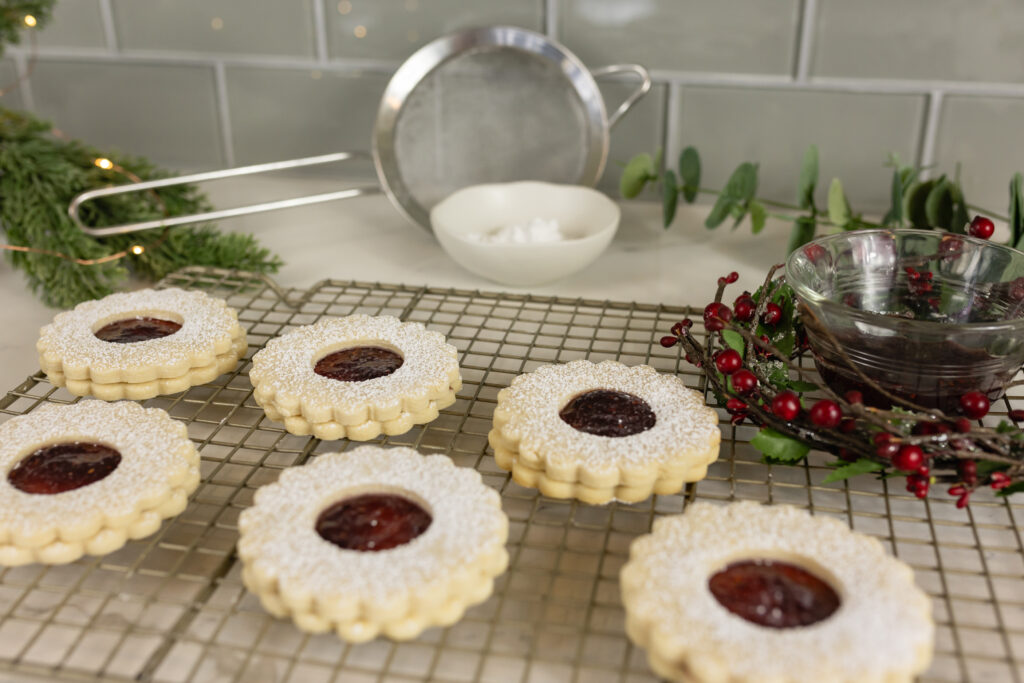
[
  {"left": 488, "top": 360, "right": 720, "bottom": 504},
  {"left": 620, "top": 501, "right": 934, "bottom": 683},
  {"left": 37, "top": 287, "right": 247, "bottom": 400},
  {"left": 0, "top": 400, "right": 200, "bottom": 566},
  {"left": 248, "top": 315, "right": 461, "bottom": 441},
  {"left": 237, "top": 445, "right": 509, "bottom": 642}
]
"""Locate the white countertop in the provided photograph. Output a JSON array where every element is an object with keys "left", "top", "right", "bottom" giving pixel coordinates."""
[{"left": 1, "top": 175, "right": 789, "bottom": 393}]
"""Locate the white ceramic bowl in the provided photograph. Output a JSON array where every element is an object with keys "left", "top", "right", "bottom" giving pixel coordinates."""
[{"left": 430, "top": 182, "right": 620, "bottom": 287}]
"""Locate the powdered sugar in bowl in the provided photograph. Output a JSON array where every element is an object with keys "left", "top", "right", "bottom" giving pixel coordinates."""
[{"left": 430, "top": 182, "right": 620, "bottom": 287}]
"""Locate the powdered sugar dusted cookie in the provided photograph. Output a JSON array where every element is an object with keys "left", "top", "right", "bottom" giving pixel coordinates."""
[
  {"left": 620, "top": 501, "right": 934, "bottom": 683},
  {"left": 249, "top": 315, "right": 461, "bottom": 440},
  {"left": 237, "top": 445, "right": 508, "bottom": 642},
  {"left": 488, "top": 360, "right": 720, "bottom": 504},
  {"left": 37, "top": 287, "right": 246, "bottom": 399},
  {"left": 0, "top": 400, "right": 200, "bottom": 566}
]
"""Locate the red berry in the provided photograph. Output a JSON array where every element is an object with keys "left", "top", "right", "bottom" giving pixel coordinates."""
[
  {"left": 839, "top": 418, "right": 857, "bottom": 433},
  {"left": 726, "top": 398, "right": 747, "bottom": 414},
  {"left": 956, "top": 493, "right": 970, "bottom": 509},
  {"left": 704, "top": 302, "right": 732, "bottom": 324},
  {"left": 991, "top": 471, "right": 1011, "bottom": 490},
  {"left": 969, "top": 215, "right": 995, "bottom": 240},
  {"left": 959, "top": 391, "right": 990, "bottom": 419},
  {"left": 714, "top": 349, "right": 743, "bottom": 375},
  {"left": 917, "top": 465, "right": 930, "bottom": 477},
  {"left": 756, "top": 335, "right": 772, "bottom": 355},
  {"left": 771, "top": 391, "right": 801, "bottom": 421},
  {"left": 876, "top": 442, "right": 900, "bottom": 459},
  {"left": 733, "top": 296, "right": 756, "bottom": 322},
  {"left": 844, "top": 390, "right": 863, "bottom": 405},
  {"left": 718, "top": 271, "right": 739, "bottom": 284},
  {"left": 914, "top": 481, "right": 930, "bottom": 499},
  {"left": 659, "top": 335, "right": 678, "bottom": 348},
  {"left": 873, "top": 432, "right": 893, "bottom": 445},
  {"left": 955, "top": 417, "right": 972, "bottom": 433},
  {"left": 730, "top": 369, "right": 758, "bottom": 394},
  {"left": 803, "top": 244, "right": 826, "bottom": 263},
  {"left": 1009, "top": 409, "right": 1024, "bottom": 422},
  {"left": 762, "top": 303, "right": 783, "bottom": 326},
  {"left": 809, "top": 400, "right": 843, "bottom": 428},
  {"left": 893, "top": 445, "right": 924, "bottom": 472},
  {"left": 948, "top": 485, "right": 967, "bottom": 497}
]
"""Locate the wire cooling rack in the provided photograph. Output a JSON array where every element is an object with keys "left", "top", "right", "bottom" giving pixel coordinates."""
[{"left": 0, "top": 266, "right": 1021, "bottom": 683}]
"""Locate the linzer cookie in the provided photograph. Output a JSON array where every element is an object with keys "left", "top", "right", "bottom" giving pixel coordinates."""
[
  {"left": 488, "top": 360, "right": 720, "bottom": 504},
  {"left": 37, "top": 288, "right": 247, "bottom": 400},
  {"left": 0, "top": 401, "right": 200, "bottom": 566},
  {"left": 237, "top": 446, "right": 508, "bottom": 642},
  {"left": 620, "top": 502, "right": 934, "bottom": 683},
  {"left": 249, "top": 315, "right": 461, "bottom": 440}
]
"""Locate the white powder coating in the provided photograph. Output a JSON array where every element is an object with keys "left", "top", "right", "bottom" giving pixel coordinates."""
[
  {"left": 466, "top": 217, "right": 569, "bottom": 244},
  {"left": 620, "top": 501, "right": 935, "bottom": 682},
  {"left": 0, "top": 401, "right": 199, "bottom": 540},
  {"left": 36, "top": 287, "right": 244, "bottom": 382},
  {"left": 249, "top": 315, "right": 460, "bottom": 420},
  {"left": 494, "top": 360, "right": 720, "bottom": 471},
  {"left": 236, "top": 446, "right": 508, "bottom": 601}
]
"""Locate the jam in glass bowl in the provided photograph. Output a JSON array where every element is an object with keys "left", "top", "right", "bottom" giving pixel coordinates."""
[{"left": 785, "top": 229, "right": 1024, "bottom": 412}]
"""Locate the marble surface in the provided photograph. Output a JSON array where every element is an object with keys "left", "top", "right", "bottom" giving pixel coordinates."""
[{"left": 1, "top": 175, "right": 790, "bottom": 393}]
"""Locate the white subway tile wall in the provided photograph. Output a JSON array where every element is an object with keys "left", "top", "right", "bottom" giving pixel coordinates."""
[{"left": 6, "top": 0, "right": 1023, "bottom": 211}]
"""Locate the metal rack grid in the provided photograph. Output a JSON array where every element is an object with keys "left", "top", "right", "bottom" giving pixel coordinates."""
[{"left": 0, "top": 266, "right": 1021, "bottom": 683}]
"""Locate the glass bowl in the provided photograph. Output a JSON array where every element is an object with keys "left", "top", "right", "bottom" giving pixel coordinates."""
[{"left": 785, "top": 229, "right": 1024, "bottom": 412}]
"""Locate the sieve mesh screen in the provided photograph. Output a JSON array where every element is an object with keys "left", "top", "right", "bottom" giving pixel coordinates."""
[{"left": 393, "top": 46, "right": 593, "bottom": 212}]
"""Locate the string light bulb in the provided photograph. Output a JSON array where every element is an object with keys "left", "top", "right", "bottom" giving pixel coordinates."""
[
  {"left": 130, "top": 245, "right": 145, "bottom": 255},
  {"left": 94, "top": 157, "right": 114, "bottom": 170},
  {"left": 23, "top": 15, "right": 37, "bottom": 27}
]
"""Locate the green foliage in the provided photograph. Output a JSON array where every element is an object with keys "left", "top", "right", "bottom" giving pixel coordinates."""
[
  {"left": 797, "top": 144, "right": 818, "bottom": 210},
  {"left": 751, "top": 428, "right": 810, "bottom": 464},
  {"left": 721, "top": 329, "right": 744, "bottom": 355},
  {"left": 0, "top": 0, "right": 54, "bottom": 57},
  {"left": 822, "top": 458, "right": 885, "bottom": 484},
  {"left": 0, "top": 108, "right": 282, "bottom": 308},
  {"left": 622, "top": 142, "right": 1019, "bottom": 255}
]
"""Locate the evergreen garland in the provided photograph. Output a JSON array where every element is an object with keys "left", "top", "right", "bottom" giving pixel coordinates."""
[{"left": 0, "top": 108, "right": 282, "bottom": 308}]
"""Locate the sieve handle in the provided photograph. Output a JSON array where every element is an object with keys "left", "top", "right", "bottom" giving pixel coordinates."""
[
  {"left": 68, "top": 151, "right": 379, "bottom": 237},
  {"left": 591, "top": 64, "right": 652, "bottom": 129}
]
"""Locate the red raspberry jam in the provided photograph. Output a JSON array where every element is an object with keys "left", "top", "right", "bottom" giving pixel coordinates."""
[
  {"left": 94, "top": 317, "right": 182, "bottom": 343},
  {"left": 315, "top": 493, "right": 431, "bottom": 552},
  {"left": 559, "top": 389, "right": 656, "bottom": 437},
  {"left": 314, "top": 347, "right": 404, "bottom": 382},
  {"left": 708, "top": 559, "right": 841, "bottom": 628},
  {"left": 8, "top": 442, "right": 122, "bottom": 494}
]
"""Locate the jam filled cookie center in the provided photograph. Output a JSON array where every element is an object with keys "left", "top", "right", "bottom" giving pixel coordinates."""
[
  {"left": 708, "top": 559, "right": 841, "bottom": 628},
  {"left": 94, "top": 316, "right": 182, "bottom": 343},
  {"left": 559, "top": 389, "right": 656, "bottom": 437},
  {"left": 316, "top": 493, "right": 432, "bottom": 552},
  {"left": 8, "top": 442, "right": 122, "bottom": 495},
  {"left": 314, "top": 346, "right": 404, "bottom": 382}
]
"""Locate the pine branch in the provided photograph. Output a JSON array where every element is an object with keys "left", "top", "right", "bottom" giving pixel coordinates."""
[{"left": 0, "top": 107, "right": 282, "bottom": 308}]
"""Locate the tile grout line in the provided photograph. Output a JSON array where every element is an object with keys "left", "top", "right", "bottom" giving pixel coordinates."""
[
  {"left": 311, "top": 0, "right": 330, "bottom": 64},
  {"left": 213, "top": 62, "right": 236, "bottom": 168},
  {"left": 11, "top": 51, "right": 35, "bottom": 111},
  {"left": 97, "top": 0, "right": 119, "bottom": 52},
  {"left": 916, "top": 89, "right": 944, "bottom": 177},
  {"left": 545, "top": 0, "right": 559, "bottom": 37},
  {"left": 793, "top": 0, "right": 818, "bottom": 82}
]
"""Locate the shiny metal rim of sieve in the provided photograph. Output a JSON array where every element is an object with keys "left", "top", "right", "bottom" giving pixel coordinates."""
[{"left": 67, "top": 25, "right": 651, "bottom": 237}]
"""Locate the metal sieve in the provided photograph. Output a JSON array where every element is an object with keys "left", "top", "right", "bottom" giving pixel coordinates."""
[{"left": 68, "top": 26, "right": 650, "bottom": 236}]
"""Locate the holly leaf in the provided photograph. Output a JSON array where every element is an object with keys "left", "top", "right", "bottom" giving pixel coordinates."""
[
  {"left": 662, "top": 169, "right": 679, "bottom": 228},
  {"left": 679, "top": 146, "right": 701, "bottom": 203},
  {"left": 827, "top": 178, "right": 851, "bottom": 228},
  {"left": 822, "top": 458, "right": 885, "bottom": 484},
  {"left": 996, "top": 481, "right": 1024, "bottom": 498},
  {"left": 749, "top": 200, "right": 767, "bottom": 234},
  {"left": 722, "top": 329, "right": 745, "bottom": 355},
  {"left": 788, "top": 380, "right": 820, "bottom": 392},
  {"left": 620, "top": 153, "right": 654, "bottom": 199},
  {"left": 949, "top": 181, "right": 969, "bottom": 234},
  {"left": 925, "top": 176, "right": 953, "bottom": 230},
  {"left": 752, "top": 428, "right": 810, "bottom": 464},
  {"left": 787, "top": 217, "right": 816, "bottom": 254},
  {"left": 798, "top": 144, "right": 818, "bottom": 210},
  {"left": 1010, "top": 172, "right": 1024, "bottom": 250},
  {"left": 903, "top": 179, "right": 935, "bottom": 229}
]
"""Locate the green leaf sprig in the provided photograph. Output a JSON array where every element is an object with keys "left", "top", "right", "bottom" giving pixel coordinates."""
[{"left": 621, "top": 145, "right": 1024, "bottom": 253}]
